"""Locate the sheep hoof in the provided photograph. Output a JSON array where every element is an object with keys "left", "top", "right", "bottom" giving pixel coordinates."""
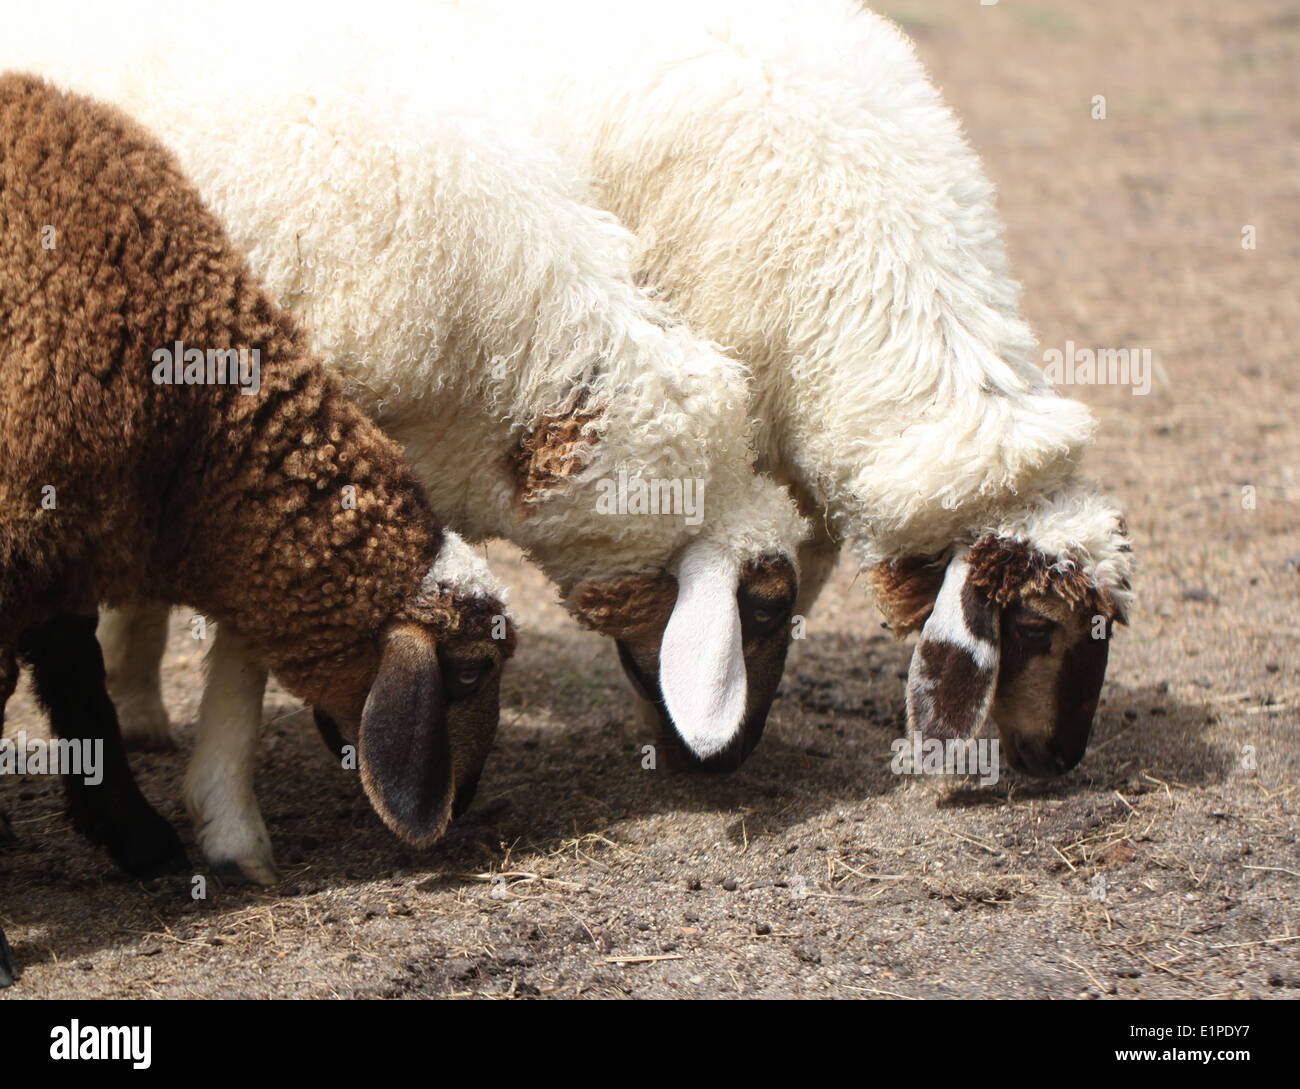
[
  {"left": 195, "top": 810, "right": 280, "bottom": 886},
  {"left": 117, "top": 698, "right": 177, "bottom": 753},
  {"left": 209, "top": 853, "right": 280, "bottom": 887},
  {"left": 0, "top": 927, "right": 17, "bottom": 987},
  {"left": 69, "top": 778, "right": 188, "bottom": 878},
  {"left": 102, "top": 810, "right": 188, "bottom": 879}
]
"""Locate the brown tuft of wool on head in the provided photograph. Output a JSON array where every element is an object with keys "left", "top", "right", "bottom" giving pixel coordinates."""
[
  {"left": 867, "top": 555, "right": 948, "bottom": 637},
  {"left": 871, "top": 536, "right": 1127, "bottom": 638},
  {"left": 965, "top": 535, "right": 1124, "bottom": 623},
  {"left": 508, "top": 388, "right": 604, "bottom": 507},
  {"left": 401, "top": 588, "right": 517, "bottom": 658},
  {"left": 569, "top": 569, "right": 676, "bottom": 640}
]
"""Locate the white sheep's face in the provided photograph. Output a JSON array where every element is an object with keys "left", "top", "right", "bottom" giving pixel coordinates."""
[
  {"left": 569, "top": 542, "right": 798, "bottom": 771},
  {"left": 903, "top": 553, "right": 1116, "bottom": 778}
]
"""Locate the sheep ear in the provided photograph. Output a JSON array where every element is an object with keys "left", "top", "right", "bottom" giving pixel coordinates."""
[
  {"left": 906, "top": 554, "right": 1000, "bottom": 741},
  {"left": 359, "top": 623, "right": 454, "bottom": 848},
  {"left": 659, "top": 540, "right": 747, "bottom": 759}
]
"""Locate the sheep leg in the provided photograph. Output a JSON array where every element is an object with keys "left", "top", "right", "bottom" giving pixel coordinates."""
[
  {"left": 793, "top": 519, "right": 841, "bottom": 622},
  {"left": 21, "top": 614, "right": 187, "bottom": 878},
  {"left": 312, "top": 707, "right": 350, "bottom": 761},
  {"left": 0, "top": 924, "right": 15, "bottom": 987},
  {"left": 185, "top": 624, "right": 278, "bottom": 885},
  {"left": 0, "top": 654, "right": 16, "bottom": 984},
  {"left": 98, "top": 602, "right": 175, "bottom": 752}
]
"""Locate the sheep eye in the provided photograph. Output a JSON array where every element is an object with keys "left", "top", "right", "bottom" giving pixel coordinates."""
[
  {"left": 740, "top": 593, "right": 792, "bottom": 634},
  {"left": 1014, "top": 616, "right": 1055, "bottom": 643},
  {"left": 446, "top": 660, "right": 493, "bottom": 696}
]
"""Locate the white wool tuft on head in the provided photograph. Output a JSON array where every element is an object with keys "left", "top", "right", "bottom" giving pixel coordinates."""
[
  {"left": 986, "top": 481, "right": 1135, "bottom": 618},
  {"left": 421, "top": 530, "right": 512, "bottom": 613}
]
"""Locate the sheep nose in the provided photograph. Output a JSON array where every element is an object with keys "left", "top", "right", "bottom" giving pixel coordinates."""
[
  {"left": 661, "top": 718, "right": 754, "bottom": 773},
  {"left": 1008, "top": 740, "right": 1084, "bottom": 778},
  {"left": 691, "top": 742, "right": 748, "bottom": 774},
  {"left": 1048, "top": 749, "right": 1079, "bottom": 775}
]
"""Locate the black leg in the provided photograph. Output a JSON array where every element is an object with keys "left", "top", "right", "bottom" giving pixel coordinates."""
[
  {"left": 0, "top": 807, "right": 13, "bottom": 983},
  {"left": 313, "top": 707, "right": 350, "bottom": 761},
  {"left": 0, "top": 924, "right": 15, "bottom": 987},
  {"left": 20, "top": 614, "right": 186, "bottom": 878},
  {"left": 1, "top": 650, "right": 19, "bottom": 985}
]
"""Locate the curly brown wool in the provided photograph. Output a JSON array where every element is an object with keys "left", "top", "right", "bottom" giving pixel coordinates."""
[
  {"left": 870, "top": 537, "right": 1124, "bottom": 638},
  {"left": 402, "top": 591, "right": 518, "bottom": 657},
  {"left": 965, "top": 535, "right": 1122, "bottom": 622},
  {"left": 508, "top": 389, "right": 603, "bottom": 507},
  {"left": 569, "top": 569, "right": 677, "bottom": 639},
  {"left": 0, "top": 73, "right": 480, "bottom": 722}
]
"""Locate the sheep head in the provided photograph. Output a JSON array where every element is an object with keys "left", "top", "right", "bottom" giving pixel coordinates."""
[
  {"left": 871, "top": 506, "right": 1132, "bottom": 778},
  {"left": 569, "top": 542, "right": 798, "bottom": 772},
  {"left": 305, "top": 557, "right": 515, "bottom": 849}
]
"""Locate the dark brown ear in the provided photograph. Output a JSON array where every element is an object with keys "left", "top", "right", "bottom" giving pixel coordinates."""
[
  {"left": 868, "top": 555, "right": 947, "bottom": 637},
  {"left": 905, "top": 554, "right": 1000, "bottom": 741},
  {"left": 359, "top": 623, "right": 453, "bottom": 848}
]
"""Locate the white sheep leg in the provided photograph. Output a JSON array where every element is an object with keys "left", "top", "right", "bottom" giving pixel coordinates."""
[
  {"left": 185, "top": 625, "right": 278, "bottom": 885},
  {"left": 98, "top": 602, "right": 175, "bottom": 751}
]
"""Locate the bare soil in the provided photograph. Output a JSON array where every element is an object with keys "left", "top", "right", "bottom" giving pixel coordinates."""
[{"left": 1, "top": 0, "right": 1296, "bottom": 999}]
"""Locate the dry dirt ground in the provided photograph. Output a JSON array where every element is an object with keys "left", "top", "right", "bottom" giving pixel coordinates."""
[{"left": 1, "top": 0, "right": 1296, "bottom": 999}]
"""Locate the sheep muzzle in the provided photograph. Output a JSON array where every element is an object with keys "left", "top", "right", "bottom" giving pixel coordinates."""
[{"left": 992, "top": 596, "right": 1110, "bottom": 776}]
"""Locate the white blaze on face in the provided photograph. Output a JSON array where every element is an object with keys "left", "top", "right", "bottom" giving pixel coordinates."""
[{"left": 905, "top": 554, "right": 1001, "bottom": 742}]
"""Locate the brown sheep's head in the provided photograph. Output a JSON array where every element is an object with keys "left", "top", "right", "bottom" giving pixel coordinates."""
[{"left": 305, "top": 578, "right": 515, "bottom": 849}]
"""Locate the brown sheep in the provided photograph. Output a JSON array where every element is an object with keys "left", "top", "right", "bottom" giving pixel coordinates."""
[{"left": 0, "top": 73, "right": 515, "bottom": 985}]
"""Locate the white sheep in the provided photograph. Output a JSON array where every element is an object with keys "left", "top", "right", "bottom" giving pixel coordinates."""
[
  {"left": 4, "top": 3, "right": 809, "bottom": 882},
  {"left": 418, "top": 0, "right": 1137, "bottom": 775}
]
